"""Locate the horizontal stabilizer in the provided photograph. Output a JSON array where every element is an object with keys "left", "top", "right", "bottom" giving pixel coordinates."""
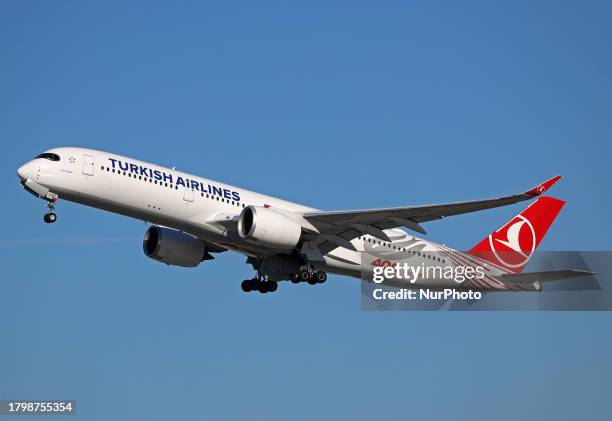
[{"left": 495, "top": 269, "right": 595, "bottom": 285}]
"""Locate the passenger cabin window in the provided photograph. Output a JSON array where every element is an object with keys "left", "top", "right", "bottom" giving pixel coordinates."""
[{"left": 35, "top": 153, "right": 60, "bottom": 161}]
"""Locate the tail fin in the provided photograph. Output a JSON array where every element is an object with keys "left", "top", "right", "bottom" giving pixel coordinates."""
[{"left": 468, "top": 196, "right": 565, "bottom": 273}]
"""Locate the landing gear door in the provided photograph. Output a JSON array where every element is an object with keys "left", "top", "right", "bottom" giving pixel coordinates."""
[
  {"left": 183, "top": 187, "right": 194, "bottom": 202},
  {"left": 82, "top": 154, "right": 95, "bottom": 176}
]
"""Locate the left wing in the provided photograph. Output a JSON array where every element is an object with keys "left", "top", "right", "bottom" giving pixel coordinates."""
[{"left": 302, "top": 176, "right": 561, "bottom": 253}]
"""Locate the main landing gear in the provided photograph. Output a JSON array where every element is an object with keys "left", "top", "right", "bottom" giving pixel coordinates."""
[
  {"left": 43, "top": 199, "right": 57, "bottom": 224},
  {"left": 240, "top": 269, "right": 327, "bottom": 293},
  {"left": 241, "top": 276, "right": 278, "bottom": 294},
  {"left": 291, "top": 269, "right": 327, "bottom": 285}
]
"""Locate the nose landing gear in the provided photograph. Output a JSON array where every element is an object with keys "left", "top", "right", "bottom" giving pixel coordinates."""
[{"left": 43, "top": 199, "right": 57, "bottom": 224}]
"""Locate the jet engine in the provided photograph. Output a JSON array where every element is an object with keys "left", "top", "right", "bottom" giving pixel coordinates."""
[
  {"left": 143, "top": 226, "right": 206, "bottom": 267},
  {"left": 238, "top": 206, "right": 302, "bottom": 251}
]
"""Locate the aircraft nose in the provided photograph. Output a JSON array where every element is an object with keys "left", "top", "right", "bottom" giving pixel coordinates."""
[{"left": 17, "top": 161, "right": 35, "bottom": 180}]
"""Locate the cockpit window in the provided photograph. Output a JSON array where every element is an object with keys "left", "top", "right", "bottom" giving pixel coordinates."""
[{"left": 35, "top": 153, "right": 60, "bottom": 161}]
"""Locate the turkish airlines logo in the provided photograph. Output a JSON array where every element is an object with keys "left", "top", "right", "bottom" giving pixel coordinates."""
[{"left": 488, "top": 215, "right": 536, "bottom": 268}]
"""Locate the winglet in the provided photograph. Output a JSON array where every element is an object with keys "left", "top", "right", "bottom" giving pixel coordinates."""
[{"left": 525, "top": 175, "right": 562, "bottom": 196}]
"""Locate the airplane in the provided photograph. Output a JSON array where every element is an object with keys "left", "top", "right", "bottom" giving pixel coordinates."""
[{"left": 16, "top": 147, "right": 592, "bottom": 294}]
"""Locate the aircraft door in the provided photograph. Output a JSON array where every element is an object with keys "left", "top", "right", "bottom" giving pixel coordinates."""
[
  {"left": 82, "top": 154, "right": 95, "bottom": 176},
  {"left": 183, "top": 187, "right": 194, "bottom": 202}
]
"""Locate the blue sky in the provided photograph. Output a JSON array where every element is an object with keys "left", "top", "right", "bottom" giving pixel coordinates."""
[{"left": 1, "top": 1, "right": 611, "bottom": 419}]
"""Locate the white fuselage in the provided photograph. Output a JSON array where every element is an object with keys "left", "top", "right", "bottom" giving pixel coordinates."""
[{"left": 17, "top": 147, "right": 518, "bottom": 290}]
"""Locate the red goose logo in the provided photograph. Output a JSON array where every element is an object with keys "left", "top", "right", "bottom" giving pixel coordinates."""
[{"left": 488, "top": 215, "right": 536, "bottom": 268}]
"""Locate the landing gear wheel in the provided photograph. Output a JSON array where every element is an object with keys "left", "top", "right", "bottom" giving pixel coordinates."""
[
  {"left": 258, "top": 282, "right": 268, "bottom": 293},
  {"left": 44, "top": 198, "right": 57, "bottom": 224},
  {"left": 307, "top": 273, "right": 318, "bottom": 285},
  {"left": 251, "top": 278, "right": 261, "bottom": 291},
  {"left": 267, "top": 281, "right": 278, "bottom": 292},
  {"left": 315, "top": 271, "right": 327, "bottom": 283},
  {"left": 298, "top": 270, "right": 310, "bottom": 282},
  {"left": 291, "top": 273, "right": 300, "bottom": 284},
  {"left": 43, "top": 212, "right": 57, "bottom": 224},
  {"left": 241, "top": 280, "right": 252, "bottom": 292}
]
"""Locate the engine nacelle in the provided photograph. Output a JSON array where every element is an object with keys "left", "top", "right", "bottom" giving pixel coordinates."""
[
  {"left": 143, "top": 226, "right": 206, "bottom": 267},
  {"left": 238, "top": 206, "right": 302, "bottom": 251}
]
